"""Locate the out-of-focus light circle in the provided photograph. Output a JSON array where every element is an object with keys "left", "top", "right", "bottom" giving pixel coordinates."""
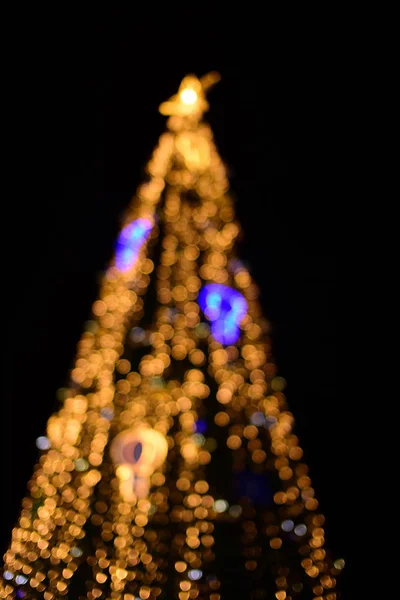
[
  {"left": 3, "top": 571, "right": 14, "bottom": 580},
  {"left": 192, "top": 434, "right": 205, "bottom": 447},
  {"left": 36, "top": 436, "right": 51, "bottom": 450},
  {"left": 334, "top": 559, "right": 345, "bottom": 570},
  {"left": 213, "top": 499, "right": 229, "bottom": 513},
  {"left": 250, "top": 412, "right": 266, "bottom": 426},
  {"left": 195, "top": 419, "right": 207, "bottom": 434},
  {"left": 188, "top": 569, "right": 202, "bottom": 581},
  {"left": 75, "top": 458, "right": 89, "bottom": 472},
  {"left": 294, "top": 524, "right": 307, "bottom": 536},
  {"left": 204, "top": 437, "right": 217, "bottom": 452},
  {"left": 84, "top": 320, "right": 97, "bottom": 333},
  {"left": 15, "top": 575, "right": 28, "bottom": 585},
  {"left": 175, "top": 561, "right": 187, "bottom": 573},
  {"left": 195, "top": 323, "right": 210, "bottom": 338},
  {"left": 130, "top": 327, "right": 146, "bottom": 343},
  {"left": 271, "top": 376, "right": 287, "bottom": 391},
  {"left": 150, "top": 377, "right": 164, "bottom": 388},
  {"left": 71, "top": 547, "right": 83, "bottom": 557},
  {"left": 281, "top": 519, "right": 294, "bottom": 532},
  {"left": 56, "top": 387, "right": 69, "bottom": 401},
  {"left": 229, "top": 505, "right": 242, "bottom": 518},
  {"left": 101, "top": 407, "right": 114, "bottom": 420},
  {"left": 180, "top": 89, "right": 197, "bottom": 105}
]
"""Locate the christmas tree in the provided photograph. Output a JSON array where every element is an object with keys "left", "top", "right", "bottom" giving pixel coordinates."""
[{"left": 1, "top": 73, "right": 343, "bottom": 600}]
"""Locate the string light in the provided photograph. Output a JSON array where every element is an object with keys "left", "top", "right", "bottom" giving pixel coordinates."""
[{"left": 1, "top": 74, "right": 341, "bottom": 600}]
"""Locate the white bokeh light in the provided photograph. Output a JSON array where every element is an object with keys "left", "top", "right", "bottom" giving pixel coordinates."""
[
  {"left": 36, "top": 436, "right": 51, "bottom": 450},
  {"left": 188, "top": 569, "right": 203, "bottom": 581},
  {"left": 213, "top": 499, "right": 229, "bottom": 513}
]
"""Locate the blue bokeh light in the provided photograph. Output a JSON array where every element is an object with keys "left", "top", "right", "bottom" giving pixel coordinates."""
[
  {"left": 195, "top": 419, "right": 207, "bottom": 434},
  {"left": 250, "top": 411, "right": 266, "bottom": 426},
  {"left": 115, "top": 218, "right": 152, "bottom": 272},
  {"left": 198, "top": 284, "right": 247, "bottom": 345}
]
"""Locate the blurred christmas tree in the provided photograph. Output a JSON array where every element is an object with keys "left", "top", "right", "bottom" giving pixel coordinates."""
[{"left": 1, "top": 74, "right": 343, "bottom": 600}]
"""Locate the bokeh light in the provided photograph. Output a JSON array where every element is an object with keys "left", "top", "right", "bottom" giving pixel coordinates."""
[
  {"left": 198, "top": 284, "right": 247, "bottom": 345},
  {"left": 115, "top": 218, "right": 153, "bottom": 272},
  {"left": 35, "top": 436, "right": 51, "bottom": 450}
]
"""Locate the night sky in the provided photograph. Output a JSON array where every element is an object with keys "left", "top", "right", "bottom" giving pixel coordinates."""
[{"left": 3, "top": 7, "right": 351, "bottom": 596}]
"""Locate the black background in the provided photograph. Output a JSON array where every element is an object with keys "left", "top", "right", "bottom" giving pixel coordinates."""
[{"left": 3, "top": 6, "right": 351, "bottom": 596}]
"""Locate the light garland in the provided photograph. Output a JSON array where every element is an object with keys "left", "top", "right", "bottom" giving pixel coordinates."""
[{"left": 1, "top": 74, "right": 343, "bottom": 600}]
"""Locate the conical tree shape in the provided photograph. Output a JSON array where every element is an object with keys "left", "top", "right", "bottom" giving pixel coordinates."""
[{"left": 1, "top": 74, "right": 342, "bottom": 600}]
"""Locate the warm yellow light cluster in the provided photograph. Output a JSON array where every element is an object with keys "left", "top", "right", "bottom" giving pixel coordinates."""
[
  {"left": 1, "top": 74, "right": 341, "bottom": 600},
  {"left": 1, "top": 124, "right": 174, "bottom": 600}
]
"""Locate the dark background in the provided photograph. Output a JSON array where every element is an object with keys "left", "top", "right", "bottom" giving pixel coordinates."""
[{"left": 3, "top": 6, "right": 350, "bottom": 596}]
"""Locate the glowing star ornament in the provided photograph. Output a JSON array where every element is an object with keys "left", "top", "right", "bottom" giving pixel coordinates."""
[
  {"left": 110, "top": 427, "right": 168, "bottom": 502},
  {"left": 198, "top": 284, "right": 248, "bottom": 345},
  {"left": 159, "top": 72, "right": 220, "bottom": 119},
  {"left": 115, "top": 217, "right": 153, "bottom": 272}
]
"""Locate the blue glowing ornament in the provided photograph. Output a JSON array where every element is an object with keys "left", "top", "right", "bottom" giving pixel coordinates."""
[
  {"left": 198, "top": 284, "right": 248, "bottom": 345},
  {"left": 115, "top": 218, "right": 153, "bottom": 272}
]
